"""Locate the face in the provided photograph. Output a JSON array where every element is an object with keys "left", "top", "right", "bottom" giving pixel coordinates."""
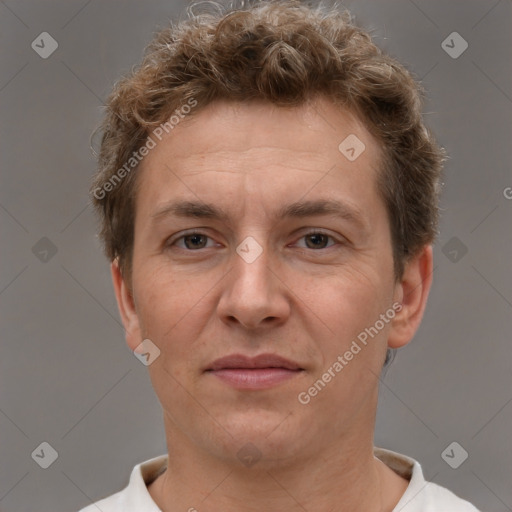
[{"left": 113, "top": 96, "right": 427, "bottom": 468}]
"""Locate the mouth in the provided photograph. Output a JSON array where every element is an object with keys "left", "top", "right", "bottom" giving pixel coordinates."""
[{"left": 205, "top": 353, "right": 305, "bottom": 390}]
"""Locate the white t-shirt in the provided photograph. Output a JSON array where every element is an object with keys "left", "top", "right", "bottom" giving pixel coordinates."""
[{"left": 78, "top": 447, "right": 480, "bottom": 511}]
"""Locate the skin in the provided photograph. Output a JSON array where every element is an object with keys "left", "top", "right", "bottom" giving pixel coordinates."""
[{"left": 112, "top": 95, "right": 433, "bottom": 511}]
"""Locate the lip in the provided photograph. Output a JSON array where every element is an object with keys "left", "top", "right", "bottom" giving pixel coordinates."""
[
  {"left": 206, "top": 353, "right": 302, "bottom": 371},
  {"left": 205, "top": 353, "right": 304, "bottom": 390}
]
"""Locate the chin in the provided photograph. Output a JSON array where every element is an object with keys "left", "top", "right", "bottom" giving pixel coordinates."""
[{"left": 209, "top": 409, "right": 314, "bottom": 466}]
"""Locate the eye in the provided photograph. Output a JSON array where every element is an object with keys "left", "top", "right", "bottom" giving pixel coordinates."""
[
  {"left": 171, "top": 232, "right": 216, "bottom": 250},
  {"left": 167, "top": 230, "right": 342, "bottom": 252},
  {"left": 295, "top": 231, "right": 339, "bottom": 250}
]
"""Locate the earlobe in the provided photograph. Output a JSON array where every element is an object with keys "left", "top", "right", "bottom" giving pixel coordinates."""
[
  {"left": 111, "top": 259, "right": 142, "bottom": 351},
  {"left": 387, "top": 245, "right": 434, "bottom": 349}
]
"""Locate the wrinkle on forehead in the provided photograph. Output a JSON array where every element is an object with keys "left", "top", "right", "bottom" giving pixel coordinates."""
[{"left": 170, "top": 150, "right": 336, "bottom": 179}]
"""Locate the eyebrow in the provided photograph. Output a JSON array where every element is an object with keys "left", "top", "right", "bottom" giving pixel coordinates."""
[{"left": 151, "top": 198, "right": 367, "bottom": 230}]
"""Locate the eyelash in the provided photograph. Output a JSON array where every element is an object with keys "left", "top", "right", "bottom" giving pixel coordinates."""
[{"left": 167, "top": 229, "right": 342, "bottom": 251}]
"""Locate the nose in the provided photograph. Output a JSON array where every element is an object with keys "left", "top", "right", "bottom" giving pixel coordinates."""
[{"left": 216, "top": 239, "right": 291, "bottom": 330}]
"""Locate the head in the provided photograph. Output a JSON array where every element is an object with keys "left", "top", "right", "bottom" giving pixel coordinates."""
[{"left": 91, "top": 1, "right": 444, "bottom": 468}]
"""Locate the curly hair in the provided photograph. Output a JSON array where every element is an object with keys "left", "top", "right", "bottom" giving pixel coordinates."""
[{"left": 91, "top": 0, "right": 445, "bottom": 281}]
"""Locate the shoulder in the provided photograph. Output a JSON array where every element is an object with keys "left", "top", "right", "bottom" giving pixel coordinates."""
[
  {"left": 415, "top": 481, "right": 480, "bottom": 511},
  {"left": 374, "top": 447, "right": 480, "bottom": 512},
  {"left": 78, "top": 491, "right": 125, "bottom": 512},
  {"left": 76, "top": 455, "right": 167, "bottom": 512}
]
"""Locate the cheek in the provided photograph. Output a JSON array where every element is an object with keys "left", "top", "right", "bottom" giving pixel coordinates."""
[
  {"left": 313, "top": 266, "right": 390, "bottom": 330},
  {"left": 302, "top": 265, "right": 394, "bottom": 388},
  {"left": 304, "top": 271, "right": 392, "bottom": 407},
  {"left": 133, "top": 266, "right": 208, "bottom": 356}
]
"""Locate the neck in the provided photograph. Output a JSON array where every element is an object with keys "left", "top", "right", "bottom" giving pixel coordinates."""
[{"left": 148, "top": 414, "right": 407, "bottom": 512}]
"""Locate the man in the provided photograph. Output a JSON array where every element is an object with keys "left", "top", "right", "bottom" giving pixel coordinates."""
[{"left": 83, "top": 1, "right": 480, "bottom": 510}]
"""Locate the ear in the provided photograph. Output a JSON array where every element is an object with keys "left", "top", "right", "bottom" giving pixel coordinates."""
[
  {"left": 387, "top": 245, "right": 433, "bottom": 349},
  {"left": 111, "top": 259, "right": 142, "bottom": 351}
]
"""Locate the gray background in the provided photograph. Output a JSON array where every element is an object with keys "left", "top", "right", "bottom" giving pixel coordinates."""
[{"left": 1, "top": 0, "right": 511, "bottom": 511}]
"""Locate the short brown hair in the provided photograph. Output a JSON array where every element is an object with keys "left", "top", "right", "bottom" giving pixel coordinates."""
[{"left": 91, "top": 0, "right": 444, "bottom": 280}]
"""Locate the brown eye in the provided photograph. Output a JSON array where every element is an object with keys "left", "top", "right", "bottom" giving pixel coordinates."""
[
  {"left": 295, "top": 231, "right": 339, "bottom": 250},
  {"left": 169, "top": 232, "right": 215, "bottom": 250},
  {"left": 304, "top": 233, "right": 330, "bottom": 249},
  {"left": 182, "top": 233, "right": 208, "bottom": 249}
]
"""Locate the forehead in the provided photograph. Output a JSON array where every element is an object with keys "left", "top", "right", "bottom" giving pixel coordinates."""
[
  {"left": 135, "top": 96, "right": 383, "bottom": 221},
  {"left": 151, "top": 97, "right": 379, "bottom": 162}
]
